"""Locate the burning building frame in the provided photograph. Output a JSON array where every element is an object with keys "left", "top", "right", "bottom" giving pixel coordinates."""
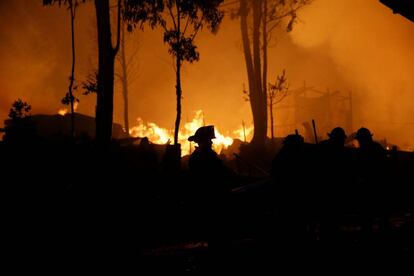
[{"left": 273, "top": 84, "right": 353, "bottom": 142}]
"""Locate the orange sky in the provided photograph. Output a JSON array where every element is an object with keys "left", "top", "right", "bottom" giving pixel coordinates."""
[{"left": 0, "top": 0, "right": 413, "bottom": 149}]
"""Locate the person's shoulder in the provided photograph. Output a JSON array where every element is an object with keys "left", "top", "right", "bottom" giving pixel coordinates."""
[
  {"left": 189, "top": 149, "right": 201, "bottom": 160},
  {"left": 208, "top": 148, "right": 220, "bottom": 156}
]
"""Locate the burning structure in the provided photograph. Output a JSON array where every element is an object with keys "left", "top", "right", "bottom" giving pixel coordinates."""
[{"left": 273, "top": 84, "right": 353, "bottom": 142}]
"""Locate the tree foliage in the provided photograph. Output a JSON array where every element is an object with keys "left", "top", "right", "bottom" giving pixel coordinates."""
[
  {"left": 4, "top": 99, "right": 35, "bottom": 143},
  {"left": 8, "top": 99, "right": 32, "bottom": 120},
  {"left": 268, "top": 69, "right": 289, "bottom": 105},
  {"left": 82, "top": 72, "right": 98, "bottom": 95},
  {"left": 124, "top": 0, "right": 223, "bottom": 63},
  {"left": 43, "top": 0, "right": 85, "bottom": 7}
]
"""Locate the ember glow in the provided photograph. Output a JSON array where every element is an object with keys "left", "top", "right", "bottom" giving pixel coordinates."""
[
  {"left": 233, "top": 124, "right": 254, "bottom": 142},
  {"left": 129, "top": 110, "right": 252, "bottom": 156},
  {"left": 58, "top": 102, "right": 78, "bottom": 116},
  {"left": 58, "top": 108, "right": 67, "bottom": 116}
]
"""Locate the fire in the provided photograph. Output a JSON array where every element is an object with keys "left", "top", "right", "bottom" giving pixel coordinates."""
[
  {"left": 129, "top": 119, "right": 172, "bottom": 144},
  {"left": 58, "top": 108, "right": 68, "bottom": 116},
  {"left": 233, "top": 124, "right": 254, "bottom": 142},
  {"left": 129, "top": 110, "right": 252, "bottom": 156},
  {"left": 57, "top": 102, "right": 78, "bottom": 116}
]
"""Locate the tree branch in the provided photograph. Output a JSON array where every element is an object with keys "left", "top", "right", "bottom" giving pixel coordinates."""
[
  {"left": 167, "top": 0, "right": 177, "bottom": 30},
  {"left": 190, "top": 19, "right": 204, "bottom": 42},
  {"left": 113, "top": 0, "right": 121, "bottom": 55},
  {"left": 267, "top": 21, "right": 280, "bottom": 36},
  {"left": 182, "top": 15, "right": 190, "bottom": 36}
]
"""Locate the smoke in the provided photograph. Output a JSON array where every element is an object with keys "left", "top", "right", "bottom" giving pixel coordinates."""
[{"left": 289, "top": 0, "right": 414, "bottom": 148}]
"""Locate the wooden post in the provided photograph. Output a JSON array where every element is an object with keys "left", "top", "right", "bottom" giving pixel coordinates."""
[
  {"left": 242, "top": 120, "right": 247, "bottom": 142},
  {"left": 312, "top": 119, "right": 318, "bottom": 144},
  {"left": 348, "top": 90, "right": 353, "bottom": 133}
]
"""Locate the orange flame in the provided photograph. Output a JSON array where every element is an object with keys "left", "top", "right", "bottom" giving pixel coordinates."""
[
  {"left": 58, "top": 108, "right": 68, "bottom": 116},
  {"left": 233, "top": 124, "right": 254, "bottom": 142},
  {"left": 129, "top": 110, "right": 252, "bottom": 156},
  {"left": 58, "top": 102, "right": 78, "bottom": 116}
]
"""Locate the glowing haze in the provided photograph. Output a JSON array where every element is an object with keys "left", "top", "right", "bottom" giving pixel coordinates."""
[
  {"left": 0, "top": 0, "right": 413, "bottom": 150},
  {"left": 289, "top": 0, "right": 414, "bottom": 149}
]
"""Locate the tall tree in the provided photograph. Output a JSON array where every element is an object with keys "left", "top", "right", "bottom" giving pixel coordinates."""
[
  {"left": 94, "top": 0, "right": 121, "bottom": 145},
  {"left": 43, "top": 0, "right": 83, "bottom": 139},
  {"left": 119, "top": 19, "right": 130, "bottom": 132},
  {"left": 124, "top": 0, "right": 224, "bottom": 145},
  {"left": 115, "top": 6, "right": 139, "bottom": 133},
  {"left": 237, "top": 0, "right": 310, "bottom": 148},
  {"left": 268, "top": 69, "right": 288, "bottom": 140}
]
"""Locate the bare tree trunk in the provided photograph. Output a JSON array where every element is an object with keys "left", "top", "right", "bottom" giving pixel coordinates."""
[
  {"left": 120, "top": 22, "right": 130, "bottom": 133},
  {"left": 270, "top": 98, "right": 274, "bottom": 139},
  {"left": 174, "top": 56, "right": 182, "bottom": 145},
  {"left": 240, "top": 0, "right": 260, "bottom": 145},
  {"left": 69, "top": 0, "right": 76, "bottom": 139},
  {"left": 262, "top": 0, "right": 268, "bottom": 139},
  {"left": 238, "top": 0, "right": 310, "bottom": 146},
  {"left": 95, "top": 0, "right": 120, "bottom": 146},
  {"left": 252, "top": 0, "right": 265, "bottom": 147},
  {"left": 240, "top": 0, "right": 255, "bottom": 100},
  {"left": 174, "top": 2, "right": 181, "bottom": 145}
]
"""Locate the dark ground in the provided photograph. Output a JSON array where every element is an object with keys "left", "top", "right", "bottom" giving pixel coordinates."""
[{"left": 1, "top": 140, "right": 413, "bottom": 273}]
